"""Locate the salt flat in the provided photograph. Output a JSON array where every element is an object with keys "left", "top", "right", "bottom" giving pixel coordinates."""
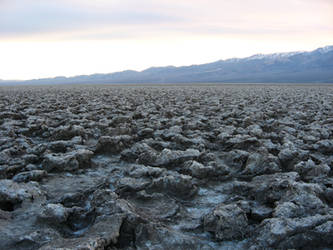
[{"left": 0, "top": 84, "right": 333, "bottom": 249}]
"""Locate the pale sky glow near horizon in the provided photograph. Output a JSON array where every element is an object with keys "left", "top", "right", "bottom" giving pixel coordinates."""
[{"left": 0, "top": 0, "right": 332, "bottom": 80}]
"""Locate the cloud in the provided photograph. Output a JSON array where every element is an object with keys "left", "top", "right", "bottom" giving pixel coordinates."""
[
  {"left": 0, "top": 0, "right": 332, "bottom": 40},
  {"left": 0, "top": 0, "right": 183, "bottom": 38}
]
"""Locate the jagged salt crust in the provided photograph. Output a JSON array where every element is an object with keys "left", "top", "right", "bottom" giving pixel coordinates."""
[{"left": 0, "top": 84, "right": 333, "bottom": 249}]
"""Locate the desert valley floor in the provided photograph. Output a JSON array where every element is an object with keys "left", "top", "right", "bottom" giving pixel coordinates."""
[{"left": 0, "top": 84, "right": 333, "bottom": 249}]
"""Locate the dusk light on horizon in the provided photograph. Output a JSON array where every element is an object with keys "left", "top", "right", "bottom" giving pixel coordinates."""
[{"left": 0, "top": 0, "right": 332, "bottom": 80}]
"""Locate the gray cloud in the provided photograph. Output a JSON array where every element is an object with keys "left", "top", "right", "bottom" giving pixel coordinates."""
[
  {"left": 0, "top": 0, "right": 183, "bottom": 38},
  {"left": 0, "top": 0, "right": 332, "bottom": 40}
]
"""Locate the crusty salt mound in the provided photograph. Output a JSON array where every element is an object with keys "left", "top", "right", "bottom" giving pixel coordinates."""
[{"left": 0, "top": 84, "right": 333, "bottom": 249}]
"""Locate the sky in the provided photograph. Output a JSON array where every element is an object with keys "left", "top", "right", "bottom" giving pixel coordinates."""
[{"left": 0, "top": 0, "right": 332, "bottom": 80}]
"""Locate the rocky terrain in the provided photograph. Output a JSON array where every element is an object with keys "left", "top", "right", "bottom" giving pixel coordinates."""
[{"left": 0, "top": 84, "right": 333, "bottom": 249}]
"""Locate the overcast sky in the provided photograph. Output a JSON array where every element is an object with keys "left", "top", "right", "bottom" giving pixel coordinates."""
[{"left": 0, "top": 0, "right": 332, "bottom": 80}]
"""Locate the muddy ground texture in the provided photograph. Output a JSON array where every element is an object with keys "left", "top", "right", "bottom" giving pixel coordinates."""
[{"left": 0, "top": 84, "right": 333, "bottom": 249}]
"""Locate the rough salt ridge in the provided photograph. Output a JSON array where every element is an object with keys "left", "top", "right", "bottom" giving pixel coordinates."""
[{"left": 0, "top": 84, "right": 333, "bottom": 249}]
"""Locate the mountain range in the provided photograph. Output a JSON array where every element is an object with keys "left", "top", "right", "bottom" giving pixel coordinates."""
[{"left": 2, "top": 45, "right": 333, "bottom": 85}]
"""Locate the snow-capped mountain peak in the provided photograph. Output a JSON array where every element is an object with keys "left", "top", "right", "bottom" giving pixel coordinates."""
[
  {"left": 245, "top": 51, "right": 303, "bottom": 61},
  {"left": 316, "top": 45, "right": 333, "bottom": 53}
]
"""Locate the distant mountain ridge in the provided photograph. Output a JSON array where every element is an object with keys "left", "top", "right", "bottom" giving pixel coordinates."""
[{"left": 2, "top": 45, "right": 333, "bottom": 85}]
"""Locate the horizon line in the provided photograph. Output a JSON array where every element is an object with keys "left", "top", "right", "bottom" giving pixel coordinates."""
[{"left": 1, "top": 44, "right": 332, "bottom": 82}]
